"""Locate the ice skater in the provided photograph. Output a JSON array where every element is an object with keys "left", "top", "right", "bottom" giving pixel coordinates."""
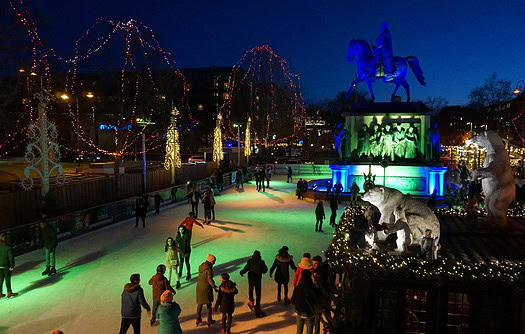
[
  {"left": 329, "top": 193, "right": 338, "bottom": 227},
  {"left": 156, "top": 290, "right": 183, "bottom": 334},
  {"left": 266, "top": 165, "right": 272, "bottom": 188},
  {"left": 176, "top": 226, "right": 192, "bottom": 281},
  {"left": 269, "top": 246, "right": 297, "bottom": 305},
  {"left": 350, "top": 181, "right": 360, "bottom": 207},
  {"left": 119, "top": 274, "right": 151, "bottom": 334},
  {"left": 240, "top": 250, "right": 268, "bottom": 318},
  {"left": 287, "top": 166, "right": 293, "bottom": 183},
  {"left": 291, "top": 270, "right": 320, "bottom": 334},
  {"left": 0, "top": 234, "right": 17, "bottom": 298},
  {"left": 179, "top": 212, "right": 204, "bottom": 237},
  {"left": 315, "top": 201, "right": 325, "bottom": 232},
  {"left": 148, "top": 264, "right": 175, "bottom": 326},
  {"left": 293, "top": 253, "right": 314, "bottom": 287},
  {"left": 202, "top": 190, "right": 212, "bottom": 224},
  {"left": 153, "top": 193, "right": 163, "bottom": 215},
  {"left": 135, "top": 196, "right": 146, "bottom": 228},
  {"left": 213, "top": 273, "right": 238, "bottom": 334},
  {"left": 165, "top": 237, "right": 184, "bottom": 288},
  {"left": 185, "top": 186, "right": 201, "bottom": 218},
  {"left": 196, "top": 254, "right": 218, "bottom": 327},
  {"left": 39, "top": 220, "right": 57, "bottom": 277}
]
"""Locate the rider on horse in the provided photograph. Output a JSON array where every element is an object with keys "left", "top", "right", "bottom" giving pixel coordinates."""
[{"left": 374, "top": 22, "right": 394, "bottom": 81}]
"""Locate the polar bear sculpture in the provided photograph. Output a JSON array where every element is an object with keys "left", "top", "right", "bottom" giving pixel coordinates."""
[
  {"left": 469, "top": 130, "right": 515, "bottom": 226},
  {"left": 362, "top": 186, "right": 440, "bottom": 251}
]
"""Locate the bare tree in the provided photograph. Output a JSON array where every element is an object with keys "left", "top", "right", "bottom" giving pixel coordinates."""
[{"left": 468, "top": 72, "right": 512, "bottom": 108}]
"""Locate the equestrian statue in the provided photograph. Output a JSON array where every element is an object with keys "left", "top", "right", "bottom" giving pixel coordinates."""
[{"left": 346, "top": 22, "right": 426, "bottom": 102}]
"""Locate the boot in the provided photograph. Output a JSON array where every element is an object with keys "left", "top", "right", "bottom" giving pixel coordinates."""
[
  {"left": 207, "top": 320, "right": 216, "bottom": 327},
  {"left": 176, "top": 281, "right": 181, "bottom": 289},
  {"left": 186, "top": 274, "right": 191, "bottom": 280},
  {"left": 247, "top": 300, "right": 254, "bottom": 310},
  {"left": 48, "top": 267, "right": 57, "bottom": 276},
  {"left": 7, "top": 291, "right": 18, "bottom": 298},
  {"left": 196, "top": 318, "right": 202, "bottom": 326},
  {"left": 42, "top": 266, "right": 50, "bottom": 276},
  {"left": 0, "top": 293, "right": 5, "bottom": 298},
  {"left": 284, "top": 297, "right": 291, "bottom": 305}
]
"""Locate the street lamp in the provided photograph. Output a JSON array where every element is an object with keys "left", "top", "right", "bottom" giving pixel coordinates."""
[{"left": 233, "top": 123, "right": 242, "bottom": 166}]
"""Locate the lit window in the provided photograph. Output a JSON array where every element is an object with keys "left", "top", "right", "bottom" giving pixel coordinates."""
[
  {"left": 222, "top": 92, "right": 230, "bottom": 100},
  {"left": 214, "top": 92, "right": 219, "bottom": 97},
  {"left": 197, "top": 104, "right": 204, "bottom": 111},
  {"left": 447, "top": 292, "right": 469, "bottom": 331},
  {"left": 224, "top": 82, "right": 229, "bottom": 89},
  {"left": 186, "top": 84, "right": 191, "bottom": 92},
  {"left": 405, "top": 289, "right": 428, "bottom": 333}
]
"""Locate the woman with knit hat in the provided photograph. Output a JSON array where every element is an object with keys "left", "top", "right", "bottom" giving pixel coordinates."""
[
  {"left": 269, "top": 246, "right": 297, "bottom": 305},
  {"left": 293, "top": 253, "right": 314, "bottom": 287},
  {"left": 196, "top": 254, "right": 218, "bottom": 327},
  {"left": 156, "top": 290, "right": 182, "bottom": 334}
]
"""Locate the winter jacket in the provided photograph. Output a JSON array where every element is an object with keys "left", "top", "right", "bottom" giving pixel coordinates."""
[
  {"left": 0, "top": 242, "right": 15, "bottom": 269},
  {"left": 313, "top": 261, "right": 330, "bottom": 290},
  {"left": 269, "top": 253, "right": 297, "bottom": 284},
  {"left": 187, "top": 190, "right": 201, "bottom": 204},
  {"left": 196, "top": 261, "right": 216, "bottom": 304},
  {"left": 209, "top": 193, "right": 216, "bottom": 206},
  {"left": 166, "top": 246, "right": 184, "bottom": 270},
  {"left": 121, "top": 283, "right": 150, "bottom": 318},
  {"left": 39, "top": 224, "right": 57, "bottom": 250},
  {"left": 240, "top": 255, "right": 268, "bottom": 281},
  {"left": 291, "top": 277, "right": 320, "bottom": 317},
  {"left": 175, "top": 230, "right": 191, "bottom": 256},
  {"left": 293, "top": 257, "right": 314, "bottom": 287},
  {"left": 329, "top": 196, "right": 338, "bottom": 210},
  {"left": 179, "top": 217, "right": 203, "bottom": 231},
  {"left": 156, "top": 301, "right": 183, "bottom": 334},
  {"left": 214, "top": 281, "right": 238, "bottom": 314},
  {"left": 148, "top": 273, "right": 175, "bottom": 299},
  {"left": 135, "top": 198, "right": 146, "bottom": 217},
  {"left": 315, "top": 204, "right": 325, "bottom": 219},
  {"left": 202, "top": 195, "right": 212, "bottom": 209}
]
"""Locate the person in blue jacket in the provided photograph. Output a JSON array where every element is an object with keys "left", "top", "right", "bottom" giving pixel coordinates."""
[{"left": 119, "top": 273, "right": 151, "bottom": 334}]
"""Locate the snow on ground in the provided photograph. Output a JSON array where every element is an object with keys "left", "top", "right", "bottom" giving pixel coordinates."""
[{"left": 0, "top": 175, "right": 341, "bottom": 334}]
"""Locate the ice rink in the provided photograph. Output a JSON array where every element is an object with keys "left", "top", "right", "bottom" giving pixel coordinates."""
[{"left": 0, "top": 175, "right": 341, "bottom": 334}]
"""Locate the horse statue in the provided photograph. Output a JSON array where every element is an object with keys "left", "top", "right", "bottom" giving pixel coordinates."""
[{"left": 346, "top": 39, "right": 426, "bottom": 102}]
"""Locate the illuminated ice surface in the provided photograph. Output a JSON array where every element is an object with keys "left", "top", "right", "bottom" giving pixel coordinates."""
[{"left": 0, "top": 175, "right": 337, "bottom": 334}]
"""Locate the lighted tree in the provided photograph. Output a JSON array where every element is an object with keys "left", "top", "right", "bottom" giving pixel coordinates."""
[
  {"left": 222, "top": 45, "right": 305, "bottom": 153},
  {"left": 213, "top": 114, "right": 223, "bottom": 166}
]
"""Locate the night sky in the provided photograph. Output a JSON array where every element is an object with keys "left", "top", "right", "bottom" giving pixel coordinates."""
[{"left": 16, "top": 0, "right": 525, "bottom": 105}]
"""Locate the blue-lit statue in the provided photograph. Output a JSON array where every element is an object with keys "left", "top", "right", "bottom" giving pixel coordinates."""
[
  {"left": 427, "top": 122, "right": 442, "bottom": 160},
  {"left": 346, "top": 23, "right": 426, "bottom": 102},
  {"left": 334, "top": 124, "right": 351, "bottom": 159}
]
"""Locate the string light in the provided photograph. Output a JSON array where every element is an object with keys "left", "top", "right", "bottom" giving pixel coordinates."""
[
  {"left": 213, "top": 114, "right": 223, "bottom": 165},
  {"left": 327, "top": 206, "right": 525, "bottom": 284}
]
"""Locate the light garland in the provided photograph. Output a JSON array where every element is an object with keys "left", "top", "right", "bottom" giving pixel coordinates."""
[
  {"left": 213, "top": 114, "right": 223, "bottom": 165},
  {"left": 244, "top": 117, "right": 251, "bottom": 158},
  {"left": 221, "top": 45, "right": 306, "bottom": 147},
  {"left": 327, "top": 206, "right": 525, "bottom": 284}
]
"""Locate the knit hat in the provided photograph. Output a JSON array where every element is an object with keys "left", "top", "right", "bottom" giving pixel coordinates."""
[
  {"left": 207, "top": 254, "right": 216, "bottom": 263},
  {"left": 160, "top": 290, "right": 173, "bottom": 303}
]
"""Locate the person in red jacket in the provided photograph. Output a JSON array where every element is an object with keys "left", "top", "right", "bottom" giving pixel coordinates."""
[
  {"left": 148, "top": 264, "right": 175, "bottom": 326},
  {"left": 293, "top": 253, "right": 314, "bottom": 287},
  {"left": 179, "top": 212, "right": 204, "bottom": 236}
]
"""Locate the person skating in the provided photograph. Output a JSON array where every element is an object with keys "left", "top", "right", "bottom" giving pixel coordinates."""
[
  {"left": 119, "top": 274, "right": 151, "bottom": 334},
  {"left": 350, "top": 181, "right": 360, "bottom": 207},
  {"left": 196, "top": 254, "right": 218, "bottom": 327},
  {"left": 135, "top": 196, "right": 146, "bottom": 228},
  {"left": 296, "top": 178, "right": 304, "bottom": 199},
  {"left": 293, "top": 253, "right": 314, "bottom": 287},
  {"left": 240, "top": 250, "right": 268, "bottom": 318},
  {"left": 213, "top": 273, "right": 238, "bottom": 334},
  {"left": 269, "top": 246, "right": 297, "bottom": 305},
  {"left": 209, "top": 188, "right": 216, "bottom": 221},
  {"left": 287, "top": 166, "right": 293, "bottom": 183},
  {"left": 291, "top": 270, "right": 320, "bottom": 334},
  {"left": 0, "top": 234, "right": 17, "bottom": 298},
  {"left": 175, "top": 226, "right": 192, "bottom": 281},
  {"left": 312, "top": 255, "right": 331, "bottom": 334},
  {"left": 156, "top": 290, "right": 183, "bottom": 334},
  {"left": 329, "top": 193, "right": 338, "bottom": 227},
  {"left": 152, "top": 193, "right": 163, "bottom": 215},
  {"left": 39, "top": 220, "right": 58, "bottom": 276},
  {"left": 216, "top": 168, "right": 224, "bottom": 192},
  {"left": 185, "top": 186, "right": 201, "bottom": 218},
  {"left": 148, "top": 265, "right": 175, "bottom": 326},
  {"left": 179, "top": 212, "right": 204, "bottom": 237},
  {"left": 266, "top": 165, "right": 272, "bottom": 188},
  {"left": 202, "top": 190, "right": 212, "bottom": 225},
  {"left": 315, "top": 201, "right": 325, "bottom": 232},
  {"left": 165, "top": 237, "right": 184, "bottom": 288},
  {"left": 235, "top": 169, "right": 243, "bottom": 189}
]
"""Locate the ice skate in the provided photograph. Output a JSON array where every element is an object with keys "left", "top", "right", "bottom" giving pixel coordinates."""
[
  {"left": 207, "top": 319, "right": 216, "bottom": 327},
  {"left": 247, "top": 300, "right": 254, "bottom": 310},
  {"left": 196, "top": 318, "right": 202, "bottom": 326},
  {"left": 42, "top": 266, "right": 50, "bottom": 276},
  {"left": 7, "top": 292, "right": 18, "bottom": 298},
  {"left": 175, "top": 281, "right": 181, "bottom": 289},
  {"left": 48, "top": 267, "right": 57, "bottom": 276},
  {"left": 284, "top": 297, "right": 291, "bottom": 305},
  {"left": 0, "top": 293, "right": 5, "bottom": 298}
]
